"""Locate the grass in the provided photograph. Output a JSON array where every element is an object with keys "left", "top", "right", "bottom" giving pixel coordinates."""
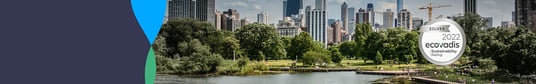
[{"left": 251, "top": 60, "right": 438, "bottom": 71}]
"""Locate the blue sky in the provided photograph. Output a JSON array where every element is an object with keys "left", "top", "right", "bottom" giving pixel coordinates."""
[{"left": 215, "top": 0, "right": 514, "bottom": 27}]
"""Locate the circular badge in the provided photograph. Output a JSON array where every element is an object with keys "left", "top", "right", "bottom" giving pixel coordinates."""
[{"left": 419, "top": 19, "right": 466, "bottom": 65}]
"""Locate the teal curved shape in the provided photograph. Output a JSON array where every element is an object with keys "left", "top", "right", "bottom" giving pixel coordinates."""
[{"left": 131, "top": 0, "right": 165, "bottom": 84}]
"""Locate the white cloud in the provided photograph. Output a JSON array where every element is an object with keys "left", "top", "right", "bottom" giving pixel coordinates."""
[
  {"left": 253, "top": 4, "right": 261, "bottom": 10},
  {"left": 224, "top": 1, "right": 248, "bottom": 7}
]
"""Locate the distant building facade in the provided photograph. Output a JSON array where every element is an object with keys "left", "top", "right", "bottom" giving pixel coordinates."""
[
  {"left": 257, "top": 12, "right": 269, "bottom": 24},
  {"left": 464, "top": 0, "right": 477, "bottom": 14},
  {"left": 277, "top": 17, "right": 302, "bottom": 37},
  {"left": 168, "top": 0, "right": 215, "bottom": 26},
  {"left": 397, "top": 9, "right": 413, "bottom": 31}
]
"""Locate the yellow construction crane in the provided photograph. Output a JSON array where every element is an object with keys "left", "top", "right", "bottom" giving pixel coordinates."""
[{"left": 419, "top": 3, "right": 451, "bottom": 21}]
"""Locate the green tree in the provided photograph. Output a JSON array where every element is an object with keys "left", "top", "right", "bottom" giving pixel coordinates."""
[
  {"left": 302, "top": 51, "right": 331, "bottom": 66},
  {"left": 374, "top": 51, "right": 383, "bottom": 64},
  {"left": 288, "top": 32, "right": 315, "bottom": 60},
  {"left": 456, "top": 13, "right": 487, "bottom": 59},
  {"left": 235, "top": 23, "right": 286, "bottom": 60},
  {"left": 156, "top": 19, "right": 228, "bottom": 58},
  {"left": 221, "top": 35, "right": 242, "bottom": 59},
  {"left": 363, "top": 31, "right": 387, "bottom": 63},
  {"left": 281, "top": 37, "right": 292, "bottom": 59},
  {"left": 175, "top": 39, "right": 224, "bottom": 74},
  {"left": 338, "top": 41, "right": 357, "bottom": 59},
  {"left": 329, "top": 47, "right": 344, "bottom": 64},
  {"left": 354, "top": 23, "right": 373, "bottom": 62},
  {"left": 153, "top": 35, "right": 168, "bottom": 56},
  {"left": 488, "top": 27, "right": 536, "bottom": 74}
]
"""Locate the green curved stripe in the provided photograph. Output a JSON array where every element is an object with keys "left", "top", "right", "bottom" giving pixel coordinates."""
[{"left": 145, "top": 48, "right": 156, "bottom": 84}]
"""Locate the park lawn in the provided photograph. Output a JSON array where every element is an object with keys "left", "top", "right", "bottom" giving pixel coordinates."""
[
  {"left": 251, "top": 60, "right": 438, "bottom": 71},
  {"left": 227, "top": 60, "right": 511, "bottom": 83}
]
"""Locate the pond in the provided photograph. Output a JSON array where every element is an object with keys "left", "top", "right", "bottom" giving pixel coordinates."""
[{"left": 155, "top": 71, "right": 390, "bottom": 84}]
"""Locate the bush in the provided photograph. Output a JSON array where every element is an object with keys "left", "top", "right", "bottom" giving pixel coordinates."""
[
  {"left": 237, "top": 57, "right": 249, "bottom": 68},
  {"left": 218, "top": 60, "right": 240, "bottom": 75},
  {"left": 156, "top": 55, "right": 178, "bottom": 73},
  {"left": 252, "top": 62, "right": 269, "bottom": 71},
  {"left": 302, "top": 51, "right": 331, "bottom": 66}
]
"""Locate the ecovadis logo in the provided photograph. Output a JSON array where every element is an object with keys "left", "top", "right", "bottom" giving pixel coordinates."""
[{"left": 419, "top": 19, "right": 466, "bottom": 65}]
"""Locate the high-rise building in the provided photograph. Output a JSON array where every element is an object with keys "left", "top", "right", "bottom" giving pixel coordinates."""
[
  {"left": 347, "top": 7, "right": 356, "bottom": 36},
  {"left": 168, "top": 0, "right": 194, "bottom": 20},
  {"left": 512, "top": 11, "right": 516, "bottom": 22},
  {"left": 367, "top": 3, "right": 375, "bottom": 27},
  {"left": 221, "top": 9, "right": 242, "bottom": 31},
  {"left": 331, "top": 20, "right": 342, "bottom": 43},
  {"left": 464, "top": 0, "right": 477, "bottom": 14},
  {"left": 483, "top": 17, "right": 493, "bottom": 28},
  {"left": 285, "top": 0, "right": 303, "bottom": 17},
  {"left": 341, "top": 2, "right": 349, "bottom": 32},
  {"left": 257, "top": 12, "right": 269, "bottom": 24},
  {"left": 215, "top": 10, "right": 222, "bottom": 30},
  {"left": 277, "top": 17, "right": 302, "bottom": 37},
  {"left": 515, "top": 0, "right": 536, "bottom": 32},
  {"left": 412, "top": 17, "right": 424, "bottom": 30},
  {"left": 168, "top": 0, "right": 215, "bottom": 26},
  {"left": 223, "top": 15, "right": 241, "bottom": 31},
  {"left": 223, "top": 9, "right": 240, "bottom": 18},
  {"left": 283, "top": 1, "right": 287, "bottom": 17},
  {"left": 383, "top": 9, "right": 394, "bottom": 29},
  {"left": 327, "top": 27, "right": 333, "bottom": 43},
  {"left": 397, "top": 0, "right": 403, "bottom": 12},
  {"left": 356, "top": 8, "right": 370, "bottom": 24},
  {"left": 241, "top": 19, "right": 249, "bottom": 27},
  {"left": 306, "top": 9, "right": 328, "bottom": 46},
  {"left": 397, "top": 9, "right": 412, "bottom": 31},
  {"left": 315, "top": 0, "right": 326, "bottom": 10}
]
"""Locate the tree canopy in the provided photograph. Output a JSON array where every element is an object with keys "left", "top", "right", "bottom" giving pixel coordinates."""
[{"left": 235, "top": 23, "right": 286, "bottom": 61}]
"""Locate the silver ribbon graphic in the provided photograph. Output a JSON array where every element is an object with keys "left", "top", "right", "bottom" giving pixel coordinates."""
[{"left": 420, "top": 25, "right": 451, "bottom": 32}]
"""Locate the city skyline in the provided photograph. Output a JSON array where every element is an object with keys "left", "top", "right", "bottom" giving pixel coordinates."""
[{"left": 216, "top": 0, "right": 514, "bottom": 27}]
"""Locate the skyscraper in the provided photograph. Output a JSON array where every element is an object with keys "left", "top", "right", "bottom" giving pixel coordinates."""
[
  {"left": 168, "top": 0, "right": 215, "bottom": 26},
  {"left": 515, "top": 0, "right": 536, "bottom": 32},
  {"left": 285, "top": 0, "right": 303, "bottom": 17},
  {"left": 315, "top": 0, "right": 326, "bottom": 10},
  {"left": 341, "top": 2, "right": 349, "bottom": 31},
  {"left": 464, "top": 0, "right": 477, "bottom": 14},
  {"left": 283, "top": 1, "right": 287, "bottom": 17},
  {"left": 306, "top": 9, "right": 328, "bottom": 46},
  {"left": 483, "top": 17, "right": 493, "bottom": 28},
  {"left": 215, "top": 10, "right": 222, "bottom": 30},
  {"left": 383, "top": 9, "right": 394, "bottom": 29},
  {"left": 367, "top": 3, "right": 375, "bottom": 27},
  {"left": 222, "top": 9, "right": 242, "bottom": 31},
  {"left": 356, "top": 8, "right": 369, "bottom": 24},
  {"left": 331, "top": 20, "right": 342, "bottom": 43},
  {"left": 412, "top": 17, "right": 423, "bottom": 30},
  {"left": 347, "top": 7, "right": 356, "bottom": 36},
  {"left": 397, "top": 0, "right": 403, "bottom": 12},
  {"left": 397, "top": 9, "right": 412, "bottom": 31},
  {"left": 512, "top": 11, "right": 516, "bottom": 22},
  {"left": 168, "top": 0, "right": 194, "bottom": 20},
  {"left": 257, "top": 12, "right": 269, "bottom": 24}
]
